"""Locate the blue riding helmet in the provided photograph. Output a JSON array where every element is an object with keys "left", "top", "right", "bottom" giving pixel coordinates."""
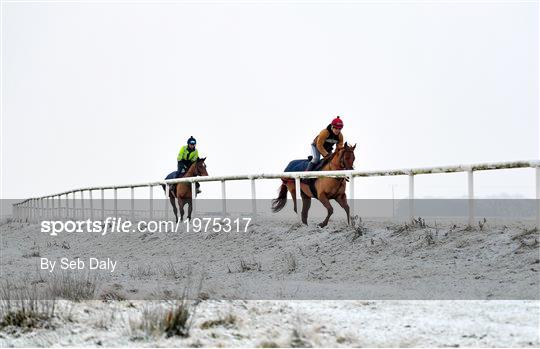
[{"left": 187, "top": 136, "right": 197, "bottom": 145}]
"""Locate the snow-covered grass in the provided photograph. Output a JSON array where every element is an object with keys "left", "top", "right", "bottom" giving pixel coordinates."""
[{"left": 0, "top": 299, "right": 538, "bottom": 347}]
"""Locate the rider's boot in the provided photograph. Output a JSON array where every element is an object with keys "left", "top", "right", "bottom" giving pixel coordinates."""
[
  {"left": 196, "top": 182, "right": 201, "bottom": 194},
  {"left": 306, "top": 161, "right": 317, "bottom": 172}
]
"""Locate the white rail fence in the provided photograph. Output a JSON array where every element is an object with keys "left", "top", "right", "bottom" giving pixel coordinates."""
[{"left": 12, "top": 160, "right": 540, "bottom": 227}]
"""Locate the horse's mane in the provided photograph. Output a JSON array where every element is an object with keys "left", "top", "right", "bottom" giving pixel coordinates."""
[{"left": 320, "top": 145, "right": 350, "bottom": 168}]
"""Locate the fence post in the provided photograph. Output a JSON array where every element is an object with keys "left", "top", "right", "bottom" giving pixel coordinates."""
[
  {"left": 81, "top": 190, "right": 85, "bottom": 219},
  {"left": 89, "top": 190, "right": 94, "bottom": 221},
  {"left": 251, "top": 178, "right": 257, "bottom": 217},
  {"left": 114, "top": 188, "right": 118, "bottom": 218},
  {"left": 191, "top": 182, "right": 197, "bottom": 214},
  {"left": 130, "top": 187, "right": 135, "bottom": 222},
  {"left": 295, "top": 177, "right": 301, "bottom": 221},
  {"left": 408, "top": 173, "right": 415, "bottom": 222},
  {"left": 348, "top": 174, "right": 355, "bottom": 218},
  {"left": 149, "top": 185, "right": 153, "bottom": 220},
  {"left": 164, "top": 185, "right": 169, "bottom": 220},
  {"left": 50, "top": 197, "right": 55, "bottom": 221},
  {"left": 536, "top": 166, "right": 539, "bottom": 229},
  {"left": 65, "top": 193, "right": 69, "bottom": 219},
  {"left": 468, "top": 169, "right": 474, "bottom": 227},
  {"left": 100, "top": 189, "right": 105, "bottom": 222},
  {"left": 72, "top": 191, "right": 76, "bottom": 219},
  {"left": 221, "top": 180, "right": 227, "bottom": 216}
]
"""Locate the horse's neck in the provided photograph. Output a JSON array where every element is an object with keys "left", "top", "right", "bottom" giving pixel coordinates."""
[
  {"left": 321, "top": 154, "right": 341, "bottom": 171},
  {"left": 184, "top": 164, "right": 197, "bottom": 177}
]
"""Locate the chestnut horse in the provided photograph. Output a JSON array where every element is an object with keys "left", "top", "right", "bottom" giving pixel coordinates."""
[
  {"left": 165, "top": 158, "right": 208, "bottom": 222},
  {"left": 272, "top": 144, "right": 356, "bottom": 227}
]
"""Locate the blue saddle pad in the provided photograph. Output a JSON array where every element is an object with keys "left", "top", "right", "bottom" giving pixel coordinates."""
[
  {"left": 284, "top": 159, "right": 325, "bottom": 172},
  {"left": 284, "top": 159, "right": 310, "bottom": 172},
  {"left": 165, "top": 171, "right": 179, "bottom": 180}
]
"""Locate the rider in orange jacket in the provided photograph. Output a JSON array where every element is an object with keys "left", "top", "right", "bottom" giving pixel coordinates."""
[{"left": 306, "top": 116, "right": 344, "bottom": 171}]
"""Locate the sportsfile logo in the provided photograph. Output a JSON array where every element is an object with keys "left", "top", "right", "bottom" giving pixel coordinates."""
[
  {"left": 41, "top": 217, "right": 137, "bottom": 236},
  {"left": 40, "top": 217, "right": 252, "bottom": 236}
]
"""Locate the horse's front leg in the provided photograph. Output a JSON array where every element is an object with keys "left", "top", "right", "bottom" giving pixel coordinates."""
[
  {"left": 335, "top": 194, "right": 350, "bottom": 225},
  {"left": 169, "top": 195, "right": 178, "bottom": 223},
  {"left": 317, "top": 193, "right": 334, "bottom": 228}
]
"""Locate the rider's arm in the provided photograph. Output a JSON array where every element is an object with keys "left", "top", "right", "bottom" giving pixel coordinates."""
[
  {"left": 191, "top": 149, "right": 199, "bottom": 161},
  {"left": 337, "top": 133, "right": 344, "bottom": 149},
  {"left": 316, "top": 129, "right": 330, "bottom": 157},
  {"left": 177, "top": 146, "right": 186, "bottom": 161}
]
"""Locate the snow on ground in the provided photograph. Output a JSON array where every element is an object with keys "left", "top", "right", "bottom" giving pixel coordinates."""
[
  {"left": 0, "top": 215, "right": 539, "bottom": 347},
  {"left": 1, "top": 299, "right": 539, "bottom": 347}
]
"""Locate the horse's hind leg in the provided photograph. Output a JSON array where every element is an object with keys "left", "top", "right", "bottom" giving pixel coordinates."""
[
  {"left": 335, "top": 194, "right": 351, "bottom": 225},
  {"left": 301, "top": 191, "right": 311, "bottom": 225},
  {"left": 177, "top": 198, "right": 185, "bottom": 221},
  {"left": 317, "top": 193, "right": 334, "bottom": 228},
  {"left": 187, "top": 198, "right": 193, "bottom": 221},
  {"left": 286, "top": 182, "right": 297, "bottom": 213},
  {"left": 169, "top": 192, "right": 178, "bottom": 222}
]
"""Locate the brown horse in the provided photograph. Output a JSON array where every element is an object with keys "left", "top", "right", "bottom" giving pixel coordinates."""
[
  {"left": 166, "top": 158, "right": 208, "bottom": 222},
  {"left": 272, "top": 143, "right": 356, "bottom": 227}
]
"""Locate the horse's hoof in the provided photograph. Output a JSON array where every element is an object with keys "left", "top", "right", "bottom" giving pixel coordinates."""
[{"left": 318, "top": 223, "right": 327, "bottom": 228}]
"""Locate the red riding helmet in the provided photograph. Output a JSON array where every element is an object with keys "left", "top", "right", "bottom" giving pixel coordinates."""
[{"left": 331, "top": 116, "right": 343, "bottom": 129}]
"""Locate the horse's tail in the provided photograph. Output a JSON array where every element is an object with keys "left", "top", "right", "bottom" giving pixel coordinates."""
[{"left": 271, "top": 182, "right": 288, "bottom": 212}]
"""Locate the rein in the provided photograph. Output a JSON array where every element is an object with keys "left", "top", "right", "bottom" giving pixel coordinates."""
[
  {"left": 185, "top": 162, "right": 200, "bottom": 177},
  {"left": 327, "top": 148, "right": 354, "bottom": 171}
]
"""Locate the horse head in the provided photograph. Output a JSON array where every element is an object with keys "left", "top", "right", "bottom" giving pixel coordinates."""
[
  {"left": 331, "top": 143, "right": 356, "bottom": 170},
  {"left": 194, "top": 157, "right": 209, "bottom": 177}
]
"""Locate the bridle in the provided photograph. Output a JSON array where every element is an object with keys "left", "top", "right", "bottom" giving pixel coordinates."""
[
  {"left": 194, "top": 161, "right": 206, "bottom": 176},
  {"left": 335, "top": 148, "right": 355, "bottom": 171},
  {"left": 187, "top": 161, "right": 204, "bottom": 177}
]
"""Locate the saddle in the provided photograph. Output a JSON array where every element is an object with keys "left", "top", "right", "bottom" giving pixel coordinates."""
[
  {"left": 283, "top": 156, "right": 324, "bottom": 199},
  {"left": 163, "top": 170, "right": 186, "bottom": 193}
]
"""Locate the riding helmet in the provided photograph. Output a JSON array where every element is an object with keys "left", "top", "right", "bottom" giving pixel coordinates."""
[{"left": 331, "top": 116, "right": 344, "bottom": 129}]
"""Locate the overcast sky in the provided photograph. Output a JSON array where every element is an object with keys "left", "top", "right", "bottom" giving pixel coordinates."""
[{"left": 1, "top": 1, "right": 538, "bottom": 201}]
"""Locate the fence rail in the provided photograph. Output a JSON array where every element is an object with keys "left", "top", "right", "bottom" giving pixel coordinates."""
[{"left": 12, "top": 160, "right": 540, "bottom": 227}]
